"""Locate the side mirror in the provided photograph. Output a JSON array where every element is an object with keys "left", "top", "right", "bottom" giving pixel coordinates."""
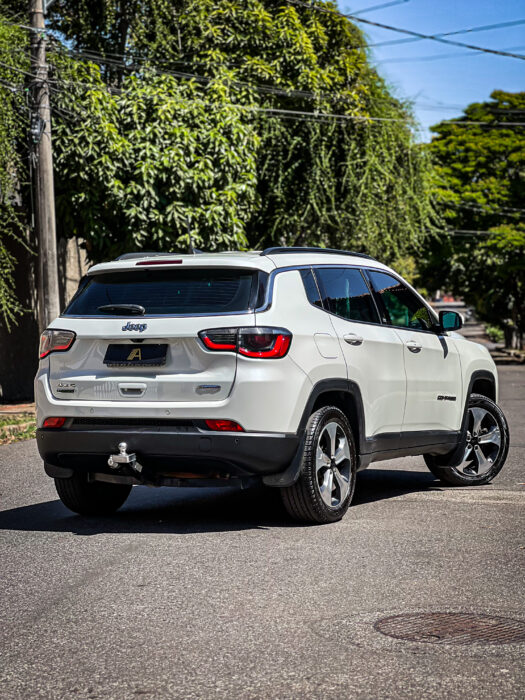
[{"left": 439, "top": 309, "right": 463, "bottom": 333}]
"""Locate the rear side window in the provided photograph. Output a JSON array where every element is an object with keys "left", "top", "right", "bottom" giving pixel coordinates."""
[
  {"left": 64, "top": 269, "right": 257, "bottom": 316},
  {"left": 314, "top": 267, "right": 380, "bottom": 324},
  {"left": 300, "top": 268, "right": 323, "bottom": 308},
  {"left": 367, "top": 270, "right": 433, "bottom": 330}
]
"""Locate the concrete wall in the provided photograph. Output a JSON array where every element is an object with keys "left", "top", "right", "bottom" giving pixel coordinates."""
[{"left": 0, "top": 237, "right": 89, "bottom": 402}]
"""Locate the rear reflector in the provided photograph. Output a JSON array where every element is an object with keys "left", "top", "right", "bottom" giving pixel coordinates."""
[
  {"left": 43, "top": 417, "right": 67, "bottom": 429},
  {"left": 135, "top": 259, "right": 183, "bottom": 266},
  {"left": 204, "top": 419, "right": 244, "bottom": 432}
]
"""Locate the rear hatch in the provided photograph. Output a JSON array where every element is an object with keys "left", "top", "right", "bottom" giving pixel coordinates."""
[{"left": 50, "top": 265, "right": 264, "bottom": 402}]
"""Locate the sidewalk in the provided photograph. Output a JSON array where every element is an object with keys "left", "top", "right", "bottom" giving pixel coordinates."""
[
  {"left": 434, "top": 301, "right": 523, "bottom": 365},
  {"left": 459, "top": 322, "right": 524, "bottom": 365},
  {"left": 0, "top": 402, "right": 35, "bottom": 415}
]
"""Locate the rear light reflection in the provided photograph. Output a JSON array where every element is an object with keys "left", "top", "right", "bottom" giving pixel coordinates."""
[
  {"left": 205, "top": 419, "right": 244, "bottom": 432},
  {"left": 43, "top": 417, "right": 67, "bottom": 428},
  {"left": 199, "top": 327, "right": 291, "bottom": 359}
]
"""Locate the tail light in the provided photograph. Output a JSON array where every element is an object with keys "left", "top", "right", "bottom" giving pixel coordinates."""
[
  {"left": 205, "top": 419, "right": 244, "bottom": 432},
  {"left": 39, "top": 329, "right": 76, "bottom": 359},
  {"left": 43, "top": 417, "right": 67, "bottom": 428},
  {"left": 199, "top": 327, "right": 291, "bottom": 359},
  {"left": 199, "top": 328, "right": 238, "bottom": 351},
  {"left": 238, "top": 328, "right": 291, "bottom": 358}
]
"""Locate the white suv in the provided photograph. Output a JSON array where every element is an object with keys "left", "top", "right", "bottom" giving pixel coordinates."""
[{"left": 35, "top": 247, "right": 509, "bottom": 523}]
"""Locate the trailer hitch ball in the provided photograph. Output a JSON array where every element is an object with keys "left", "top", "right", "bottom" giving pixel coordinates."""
[{"left": 108, "top": 441, "right": 141, "bottom": 472}]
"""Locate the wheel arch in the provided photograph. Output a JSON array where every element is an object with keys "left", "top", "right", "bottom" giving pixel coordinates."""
[
  {"left": 463, "top": 370, "right": 498, "bottom": 436},
  {"left": 433, "top": 369, "right": 498, "bottom": 469},
  {"left": 470, "top": 373, "right": 496, "bottom": 401},
  {"left": 298, "top": 379, "right": 366, "bottom": 456}
]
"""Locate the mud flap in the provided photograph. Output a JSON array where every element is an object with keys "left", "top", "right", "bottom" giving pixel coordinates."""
[{"left": 262, "top": 434, "right": 306, "bottom": 488}]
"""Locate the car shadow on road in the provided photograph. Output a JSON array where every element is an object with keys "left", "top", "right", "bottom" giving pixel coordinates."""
[
  {"left": 0, "top": 485, "right": 294, "bottom": 535},
  {"left": 0, "top": 466, "right": 443, "bottom": 536},
  {"left": 353, "top": 466, "right": 440, "bottom": 505}
]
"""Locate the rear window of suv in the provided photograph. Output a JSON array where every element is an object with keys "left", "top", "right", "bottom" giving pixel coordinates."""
[{"left": 64, "top": 269, "right": 258, "bottom": 316}]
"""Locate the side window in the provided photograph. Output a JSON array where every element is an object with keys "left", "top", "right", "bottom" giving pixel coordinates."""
[
  {"left": 367, "top": 270, "right": 433, "bottom": 331},
  {"left": 300, "top": 268, "right": 323, "bottom": 308},
  {"left": 314, "top": 267, "right": 380, "bottom": 324}
]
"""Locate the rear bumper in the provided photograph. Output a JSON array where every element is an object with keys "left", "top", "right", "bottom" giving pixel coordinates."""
[{"left": 36, "top": 427, "right": 299, "bottom": 478}]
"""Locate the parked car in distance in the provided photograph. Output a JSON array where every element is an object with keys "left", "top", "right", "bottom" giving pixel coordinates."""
[{"left": 35, "top": 247, "right": 509, "bottom": 523}]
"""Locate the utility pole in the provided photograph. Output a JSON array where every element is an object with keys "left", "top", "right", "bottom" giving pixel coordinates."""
[{"left": 29, "top": 0, "right": 60, "bottom": 330}]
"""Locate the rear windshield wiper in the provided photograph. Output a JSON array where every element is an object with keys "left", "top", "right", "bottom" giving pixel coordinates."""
[{"left": 97, "top": 304, "right": 146, "bottom": 315}]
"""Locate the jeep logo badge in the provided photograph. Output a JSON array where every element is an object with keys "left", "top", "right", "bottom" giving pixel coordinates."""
[{"left": 122, "top": 321, "right": 147, "bottom": 332}]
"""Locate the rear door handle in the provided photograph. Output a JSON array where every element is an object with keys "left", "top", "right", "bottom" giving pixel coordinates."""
[
  {"left": 343, "top": 333, "right": 363, "bottom": 346},
  {"left": 406, "top": 340, "right": 422, "bottom": 353}
]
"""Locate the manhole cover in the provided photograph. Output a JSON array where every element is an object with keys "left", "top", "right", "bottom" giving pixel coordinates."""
[{"left": 374, "top": 612, "right": 525, "bottom": 645}]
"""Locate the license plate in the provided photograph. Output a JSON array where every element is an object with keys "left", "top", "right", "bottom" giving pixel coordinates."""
[{"left": 103, "top": 344, "right": 168, "bottom": 367}]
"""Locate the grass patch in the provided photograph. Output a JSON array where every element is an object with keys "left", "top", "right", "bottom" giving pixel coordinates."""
[{"left": 0, "top": 414, "right": 36, "bottom": 445}]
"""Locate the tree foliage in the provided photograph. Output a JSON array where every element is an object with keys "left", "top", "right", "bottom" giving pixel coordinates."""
[
  {"left": 0, "top": 18, "right": 29, "bottom": 328},
  {"left": 48, "top": 0, "right": 435, "bottom": 261},
  {"left": 51, "top": 57, "right": 259, "bottom": 260},
  {"left": 0, "top": 1, "right": 437, "bottom": 330},
  {"left": 425, "top": 90, "right": 525, "bottom": 348}
]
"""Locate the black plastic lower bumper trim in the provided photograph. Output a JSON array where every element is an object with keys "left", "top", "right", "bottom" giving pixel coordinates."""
[{"left": 37, "top": 428, "right": 299, "bottom": 477}]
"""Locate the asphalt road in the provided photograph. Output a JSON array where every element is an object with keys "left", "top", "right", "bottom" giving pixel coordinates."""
[{"left": 1, "top": 366, "right": 524, "bottom": 700}]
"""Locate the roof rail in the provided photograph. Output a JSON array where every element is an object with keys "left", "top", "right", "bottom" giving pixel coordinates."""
[
  {"left": 260, "top": 246, "right": 376, "bottom": 261},
  {"left": 115, "top": 250, "right": 205, "bottom": 261}
]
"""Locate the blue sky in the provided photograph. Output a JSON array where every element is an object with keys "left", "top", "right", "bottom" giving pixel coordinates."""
[{"left": 341, "top": 0, "right": 525, "bottom": 141}]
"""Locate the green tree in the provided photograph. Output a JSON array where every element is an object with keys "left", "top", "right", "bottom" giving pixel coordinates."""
[
  {"left": 51, "top": 56, "right": 259, "bottom": 260},
  {"left": 425, "top": 90, "right": 525, "bottom": 349},
  {"left": 48, "top": 0, "right": 435, "bottom": 261},
  {"left": 0, "top": 18, "right": 30, "bottom": 328}
]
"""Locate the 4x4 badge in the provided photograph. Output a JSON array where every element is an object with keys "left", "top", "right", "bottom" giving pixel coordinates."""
[{"left": 122, "top": 321, "right": 147, "bottom": 332}]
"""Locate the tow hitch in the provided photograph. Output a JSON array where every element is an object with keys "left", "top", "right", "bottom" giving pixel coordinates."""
[{"left": 108, "top": 442, "right": 142, "bottom": 473}]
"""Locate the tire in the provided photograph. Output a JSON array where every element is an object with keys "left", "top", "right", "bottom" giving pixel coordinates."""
[
  {"left": 424, "top": 393, "right": 509, "bottom": 486},
  {"left": 54, "top": 473, "right": 132, "bottom": 515},
  {"left": 280, "top": 406, "right": 357, "bottom": 524}
]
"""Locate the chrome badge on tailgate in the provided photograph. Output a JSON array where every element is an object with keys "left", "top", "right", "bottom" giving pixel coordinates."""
[{"left": 122, "top": 322, "right": 147, "bottom": 332}]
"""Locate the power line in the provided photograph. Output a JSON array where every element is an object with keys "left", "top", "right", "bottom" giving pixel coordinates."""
[
  {"left": 10, "top": 11, "right": 525, "bottom": 62},
  {"left": 447, "top": 229, "right": 524, "bottom": 236},
  {"left": 52, "top": 46, "right": 355, "bottom": 104},
  {"left": 287, "top": 0, "right": 525, "bottom": 60},
  {"left": 416, "top": 104, "right": 469, "bottom": 112},
  {"left": 377, "top": 44, "right": 525, "bottom": 64},
  {"left": 47, "top": 75, "right": 408, "bottom": 125},
  {"left": 371, "top": 17, "right": 525, "bottom": 48},
  {"left": 47, "top": 49, "right": 525, "bottom": 129},
  {"left": 0, "top": 76, "right": 22, "bottom": 91},
  {"left": 8, "top": 12, "right": 525, "bottom": 60},
  {"left": 0, "top": 58, "right": 35, "bottom": 78},
  {"left": 48, "top": 74, "right": 525, "bottom": 131},
  {"left": 448, "top": 202, "right": 525, "bottom": 216}
]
